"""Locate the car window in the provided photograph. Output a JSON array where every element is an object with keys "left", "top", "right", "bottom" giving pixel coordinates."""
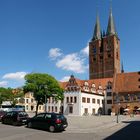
[
  {"left": 18, "top": 112, "right": 28, "bottom": 117},
  {"left": 45, "top": 114, "right": 52, "bottom": 119},
  {"left": 56, "top": 114, "right": 65, "bottom": 119},
  {"left": 35, "top": 113, "right": 45, "bottom": 119},
  {"left": 6, "top": 112, "right": 13, "bottom": 116}
]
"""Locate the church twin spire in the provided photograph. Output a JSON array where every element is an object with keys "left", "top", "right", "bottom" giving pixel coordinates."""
[{"left": 92, "top": 7, "right": 117, "bottom": 41}]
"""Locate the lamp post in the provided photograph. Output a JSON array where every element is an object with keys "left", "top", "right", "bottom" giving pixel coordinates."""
[
  {"left": 44, "top": 85, "right": 48, "bottom": 112},
  {"left": 116, "top": 92, "right": 119, "bottom": 123}
]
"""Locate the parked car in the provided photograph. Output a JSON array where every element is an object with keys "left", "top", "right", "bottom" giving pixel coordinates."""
[
  {"left": 0, "top": 110, "right": 6, "bottom": 121},
  {"left": 26, "top": 112, "right": 68, "bottom": 132},
  {"left": 1, "top": 111, "right": 29, "bottom": 126}
]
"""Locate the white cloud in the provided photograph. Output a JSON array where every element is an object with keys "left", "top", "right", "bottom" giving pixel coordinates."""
[
  {"left": 0, "top": 81, "right": 8, "bottom": 87},
  {"left": 2, "top": 72, "right": 27, "bottom": 81},
  {"left": 60, "top": 76, "right": 70, "bottom": 82},
  {"left": 49, "top": 48, "right": 62, "bottom": 60},
  {"left": 56, "top": 53, "right": 87, "bottom": 73},
  {"left": 80, "top": 45, "right": 89, "bottom": 56}
]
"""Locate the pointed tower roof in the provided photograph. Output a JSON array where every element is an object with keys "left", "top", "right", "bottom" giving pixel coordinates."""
[
  {"left": 92, "top": 14, "right": 101, "bottom": 41},
  {"left": 106, "top": 7, "right": 117, "bottom": 36}
]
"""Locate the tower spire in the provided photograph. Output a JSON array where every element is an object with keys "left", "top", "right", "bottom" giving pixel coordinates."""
[
  {"left": 106, "top": 2, "right": 117, "bottom": 36},
  {"left": 121, "top": 62, "right": 124, "bottom": 73},
  {"left": 92, "top": 13, "right": 101, "bottom": 41}
]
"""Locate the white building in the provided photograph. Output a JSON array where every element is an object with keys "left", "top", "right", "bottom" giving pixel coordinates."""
[{"left": 60, "top": 75, "right": 113, "bottom": 116}]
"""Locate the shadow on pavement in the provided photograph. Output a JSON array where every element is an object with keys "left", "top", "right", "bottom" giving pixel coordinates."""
[{"left": 104, "top": 121, "right": 140, "bottom": 140}]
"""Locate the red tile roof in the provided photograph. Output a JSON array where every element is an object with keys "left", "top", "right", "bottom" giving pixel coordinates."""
[{"left": 114, "top": 72, "right": 140, "bottom": 93}]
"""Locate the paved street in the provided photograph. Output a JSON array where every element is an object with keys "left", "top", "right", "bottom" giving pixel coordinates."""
[{"left": 0, "top": 115, "right": 140, "bottom": 140}]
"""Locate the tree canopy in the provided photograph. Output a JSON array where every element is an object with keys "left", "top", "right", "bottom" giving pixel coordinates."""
[
  {"left": 0, "top": 87, "right": 24, "bottom": 107},
  {"left": 23, "top": 73, "right": 64, "bottom": 114}
]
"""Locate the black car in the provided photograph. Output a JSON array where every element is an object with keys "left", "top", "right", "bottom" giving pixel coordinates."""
[
  {"left": 26, "top": 112, "right": 68, "bottom": 132},
  {"left": 0, "top": 110, "right": 6, "bottom": 121},
  {"left": 1, "top": 111, "right": 29, "bottom": 126}
]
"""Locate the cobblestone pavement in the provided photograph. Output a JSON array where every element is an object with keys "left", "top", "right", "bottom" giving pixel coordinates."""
[{"left": 0, "top": 114, "right": 139, "bottom": 140}]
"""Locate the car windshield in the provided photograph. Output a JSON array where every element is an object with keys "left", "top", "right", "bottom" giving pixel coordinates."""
[
  {"left": 0, "top": 111, "right": 6, "bottom": 115},
  {"left": 56, "top": 114, "right": 65, "bottom": 119},
  {"left": 18, "top": 112, "right": 28, "bottom": 117}
]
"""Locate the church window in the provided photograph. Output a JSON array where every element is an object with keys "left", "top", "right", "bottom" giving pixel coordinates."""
[
  {"left": 100, "top": 56, "right": 103, "bottom": 59},
  {"left": 108, "top": 54, "right": 111, "bottom": 58},
  {"left": 93, "top": 46, "right": 96, "bottom": 54},
  {"left": 116, "top": 51, "right": 119, "bottom": 59}
]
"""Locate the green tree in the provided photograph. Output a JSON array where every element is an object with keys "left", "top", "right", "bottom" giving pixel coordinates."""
[
  {"left": 0, "top": 87, "right": 13, "bottom": 107},
  {"left": 0, "top": 87, "right": 24, "bottom": 107},
  {"left": 23, "top": 73, "right": 64, "bottom": 115}
]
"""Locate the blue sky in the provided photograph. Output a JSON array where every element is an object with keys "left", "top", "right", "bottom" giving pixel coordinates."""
[{"left": 0, "top": 0, "right": 140, "bottom": 88}]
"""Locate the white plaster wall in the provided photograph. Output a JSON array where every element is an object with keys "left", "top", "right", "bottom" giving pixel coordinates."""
[
  {"left": 80, "top": 92, "right": 104, "bottom": 116},
  {"left": 63, "top": 91, "right": 81, "bottom": 116}
]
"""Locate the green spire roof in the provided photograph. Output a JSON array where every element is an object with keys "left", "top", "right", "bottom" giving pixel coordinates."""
[
  {"left": 92, "top": 14, "right": 101, "bottom": 40},
  {"left": 106, "top": 8, "right": 117, "bottom": 36}
]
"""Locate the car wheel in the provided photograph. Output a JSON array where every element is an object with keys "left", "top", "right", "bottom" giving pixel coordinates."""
[
  {"left": 12, "top": 121, "right": 18, "bottom": 126},
  {"left": 49, "top": 126, "right": 55, "bottom": 132},
  {"left": 27, "top": 122, "right": 32, "bottom": 128}
]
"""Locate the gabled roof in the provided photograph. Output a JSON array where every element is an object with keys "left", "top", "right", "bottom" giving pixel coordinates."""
[
  {"left": 114, "top": 72, "right": 140, "bottom": 93},
  {"left": 59, "top": 75, "right": 113, "bottom": 90}
]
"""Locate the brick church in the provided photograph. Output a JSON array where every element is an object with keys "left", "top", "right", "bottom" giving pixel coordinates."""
[{"left": 60, "top": 8, "right": 140, "bottom": 115}]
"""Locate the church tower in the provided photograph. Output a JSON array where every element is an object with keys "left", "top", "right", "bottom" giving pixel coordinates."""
[{"left": 89, "top": 8, "right": 121, "bottom": 79}]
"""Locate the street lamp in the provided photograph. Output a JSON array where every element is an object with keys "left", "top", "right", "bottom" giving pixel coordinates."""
[
  {"left": 44, "top": 85, "right": 48, "bottom": 112},
  {"left": 116, "top": 92, "right": 120, "bottom": 123}
]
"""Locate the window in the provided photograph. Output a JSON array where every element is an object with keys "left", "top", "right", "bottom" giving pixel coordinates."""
[
  {"left": 93, "top": 58, "right": 96, "bottom": 61},
  {"left": 82, "top": 97, "right": 86, "bottom": 103},
  {"left": 97, "top": 99, "right": 100, "bottom": 104},
  {"left": 87, "top": 98, "right": 90, "bottom": 103},
  {"left": 107, "top": 100, "right": 112, "bottom": 104},
  {"left": 84, "top": 108, "right": 88, "bottom": 114},
  {"left": 52, "top": 106, "right": 54, "bottom": 112},
  {"left": 31, "top": 98, "right": 34, "bottom": 103},
  {"left": 70, "top": 97, "right": 73, "bottom": 103},
  {"left": 45, "top": 114, "right": 51, "bottom": 119},
  {"left": 100, "top": 56, "right": 103, "bottom": 59},
  {"left": 138, "top": 78, "right": 140, "bottom": 82},
  {"left": 93, "top": 46, "right": 96, "bottom": 54},
  {"left": 66, "top": 97, "right": 69, "bottom": 103},
  {"left": 26, "top": 105, "right": 28, "bottom": 110},
  {"left": 69, "top": 106, "right": 73, "bottom": 113},
  {"left": 92, "top": 98, "right": 95, "bottom": 103},
  {"left": 39, "top": 106, "right": 41, "bottom": 110},
  {"left": 55, "top": 106, "right": 57, "bottom": 112},
  {"left": 26, "top": 99, "right": 28, "bottom": 103},
  {"left": 74, "top": 96, "right": 77, "bottom": 103},
  {"left": 48, "top": 106, "right": 50, "bottom": 112},
  {"left": 92, "top": 108, "right": 95, "bottom": 114},
  {"left": 108, "top": 53, "right": 111, "bottom": 57},
  {"left": 107, "top": 92, "right": 112, "bottom": 96},
  {"left": 36, "top": 113, "right": 45, "bottom": 118}
]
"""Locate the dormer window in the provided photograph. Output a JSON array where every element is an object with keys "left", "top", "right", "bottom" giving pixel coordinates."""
[
  {"left": 92, "top": 84, "right": 96, "bottom": 88},
  {"left": 98, "top": 85, "right": 102, "bottom": 90},
  {"left": 84, "top": 82, "right": 89, "bottom": 86}
]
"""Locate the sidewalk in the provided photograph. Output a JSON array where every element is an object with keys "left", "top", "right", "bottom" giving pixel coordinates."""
[{"left": 65, "top": 115, "right": 139, "bottom": 134}]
